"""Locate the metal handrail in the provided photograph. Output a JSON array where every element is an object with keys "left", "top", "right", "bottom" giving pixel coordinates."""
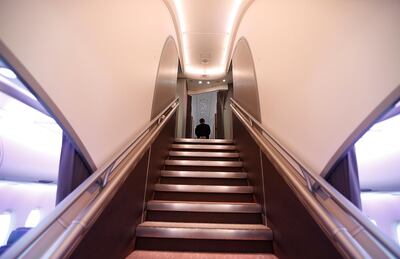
[
  {"left": 2, "top": 98, "right": 179, "bottom": 259},
  {"left": 230, "top": 98, "right": 400, "bottom": 258}
]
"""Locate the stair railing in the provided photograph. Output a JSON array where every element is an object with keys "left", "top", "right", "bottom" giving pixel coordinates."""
[
  {"left": 1, "top": 98, "right": 180, "bottom": 259},
  {"left": 230, "top": 98, "right": 400, "bottom": 259}
]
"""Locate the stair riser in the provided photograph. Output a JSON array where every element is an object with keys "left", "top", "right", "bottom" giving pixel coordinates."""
[
  {"left": 154, "top": 192, "right": 254, "bottom": 202},
  {"left": 171, "top": 148, "right": 237, "bottom": 152},
  {"left": 170, "top": 150, "right": 238, "bottom": 155},
  {"left": 169, "top": 156, "right": 239, "bottom": 161},
  {"left": 146, "top": 211, "right": 263, "bottom": 224},
  {"left": 171, "top": 144, "right": 237, "bottom": 151},
  {"left": 174, "top": 138, "right": 234, "bottom": 144},
  {"left": 170, "top": 151, "right": 239, "bottom": 156},
  {"left": 161, "top": 171, "right": 248, "bottom": 179},
  {"left": 165, "top": 160, "right": 243, "bottom": 167},
  {"left": 135, "top": 238, "right": 273, "bottom": 253},
  {"left": 155, "top": 184, "right": 253, "bottom": 193},
  {"left": 165, "top": 165, "right": 243, "bottom": 172},
  {"left": 160, "top": 177, "right": 248, "bottom": 186}
]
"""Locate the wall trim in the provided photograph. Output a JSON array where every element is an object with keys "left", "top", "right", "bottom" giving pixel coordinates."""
[
  {"left": 150, "top": 36, "right": 179, "bottom": 119},
  {"left": 231, "top": 36, "right": 262, "bottom": 122},
  {"left": 321, "top": 85, "right": 400, "bottom": 177}
]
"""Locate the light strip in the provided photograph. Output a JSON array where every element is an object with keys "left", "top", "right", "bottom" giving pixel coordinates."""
[
  {"left": 185, "top": 66, "right": 225, "bottom": 77},
  {"left": 221, "top": 0, "right": 242, "bottom": 71},
  {"left": 174, "top": 0, "right": 244, "bottom": 78},
  {"left": 174, "top": 0, "right": 190, "bottom": 67},
  {"left": 226, "top": 0, "right": 243, "bottom": 33}
]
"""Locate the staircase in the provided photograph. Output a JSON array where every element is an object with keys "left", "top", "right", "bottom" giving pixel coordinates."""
[{"left": 130, "top": 138, "right": 274, "bottom": 258}]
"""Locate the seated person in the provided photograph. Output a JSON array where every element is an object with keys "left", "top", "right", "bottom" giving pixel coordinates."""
[{"left": 195, "top": 118, "right": 211, "bottom": 139}]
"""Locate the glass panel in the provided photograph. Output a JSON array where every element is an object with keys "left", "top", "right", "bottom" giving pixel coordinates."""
[
  {"left": 25, "top": 209, "right": 41, "bottom": 228},
  {"left": 0, "top": 212, "right": 12, "bottom": 246},
  {"left": 355, "top": 101, "right": 400, "bottom": 246}
]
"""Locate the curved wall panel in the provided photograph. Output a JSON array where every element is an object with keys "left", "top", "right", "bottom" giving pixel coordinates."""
[
  {"left": 151, "top": 37, "right": 179, "bottom": 119},
  {"left": 0, "top": 0, "right": 177, "bottom": 168},
  {"left": 235, "top": 0, "right": 400, "bottom": 175},
  {"left": 232, "top": 38, "right": 261, "bottom": 121}
]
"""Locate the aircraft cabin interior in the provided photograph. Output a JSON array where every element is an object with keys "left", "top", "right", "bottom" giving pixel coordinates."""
[{"left": 0, "top": 1, "right": 399, "bottom": 258}]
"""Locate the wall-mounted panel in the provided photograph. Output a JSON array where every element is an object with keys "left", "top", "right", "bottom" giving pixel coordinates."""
[
  {"left": 232, "top": 38, "right": 261, "bottom": 121},
  {"left": 151, "top": 37, "right": 179, "bottom": 119}
]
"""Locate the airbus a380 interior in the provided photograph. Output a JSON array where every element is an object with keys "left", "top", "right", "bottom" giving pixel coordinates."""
[{"left": 0, "top": 1, "right": 399, "bottom": 258}]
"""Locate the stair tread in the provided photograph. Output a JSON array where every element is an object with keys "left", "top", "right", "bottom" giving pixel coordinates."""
[
  {"left": 161, "top": 170, "right": 247, "bottom": 179},
  {"left": 171, "top": 144, "right": 237, "bottom": 150},
  {"left": 175, "top": 138, "right": 234, "bottom": 144},
  {"left": 165, "top": 160, "right": 243, "bottom": 167},
  {"left": 169, "top": 151, "right": 240, "bottom": 158},
  {"left": 147, "top": 200, "right": 261, "bottom": 213},
  {"left": 127, "top": 251, "right": 277, "bottom": 259},
  {"left": 139, "top": 221, "right": 269, "bottom": 230},
  {"left": 154, "top": 184, "right": 253, "bottom": 193},
  {"left": 136, "top": 222, "right": 272, "bottom": 241}
]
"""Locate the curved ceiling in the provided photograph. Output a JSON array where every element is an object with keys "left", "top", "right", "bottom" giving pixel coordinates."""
[{"left": 164, "top": 0, "right": 253, "bottom": 80}]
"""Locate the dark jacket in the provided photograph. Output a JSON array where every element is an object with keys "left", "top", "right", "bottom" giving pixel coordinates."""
[{"left": 195, "top": 123, "right": 211, "bottom": 139}]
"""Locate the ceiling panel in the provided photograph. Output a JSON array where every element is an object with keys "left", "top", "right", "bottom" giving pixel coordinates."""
[
  {"left": 184, "top": 33, "right": 227, "bottom": 66},
  {"left": 165, "top": 0, "right": 254, "bottom": 80},
  {"left": 182, "top": 0, "right": 236, "bottom": 33}
]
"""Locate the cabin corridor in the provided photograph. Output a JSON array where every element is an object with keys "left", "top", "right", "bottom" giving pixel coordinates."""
[{"left": 128, "top": 138, "right": 274, "bottom": 258}]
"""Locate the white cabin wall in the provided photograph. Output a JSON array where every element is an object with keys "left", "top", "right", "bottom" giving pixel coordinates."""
[
  {"left": 235, "top": 0, "right": 400, "bottom": 174},
  {"left": 0, "top": 181, "right": 56, "bottom": 243},
  {"left": 0, "top": 0, "right": 177, "bottom": 168},
  {"left": 175, "top": 79, "right": 187, "bottom": 138}
]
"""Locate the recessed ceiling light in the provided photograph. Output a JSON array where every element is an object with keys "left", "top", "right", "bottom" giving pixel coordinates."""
[
  {"left": 223, "top": 79, "right": 226, "bottom": 82},
  {"left": 198, "top": 81, "right": 203, "bottom": 84},
  {"left": 0, "top": 67, "right": 17, "bottom": 79},
  {"left": 207, "top": 81, "right": 210, "bottom": 85}
]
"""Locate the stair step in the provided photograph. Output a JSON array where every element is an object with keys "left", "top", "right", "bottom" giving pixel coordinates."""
[
  {"left": 160, "top": 177, "right": 248, "bottom": 186},
  {"left": 165, "top": 160, "right": 243, "bottom": 167},
  {"left": 175, "top": 138, "right": 234, "bottom": 144},
  {"left": 171, "top": 144, "right": 237, "bottom": 151},
  {"left": 154, "top": 192, "right": 254, "bottom": 202},
  {"left": 147, "top": 201, "right": 261, "bottom": 213},
  {"left": 136, "top": 222, "right": 272, "bottom": 241},
  {"left": 135, "top": 238, "right": 273, "bottom": 253},
  {"left": 146, "top": 211, "right": 262, "bottom": 224},
  {"left": 127, "top": 251, "right": 277, "bottom": 259},
  {"left": 154, "top": 184, "right": 253, "bottom": 194},
  {"left": 161, "top": 170, "right": 247, "bottom": 179},
  {"left": 169, "top": 151, "right": 240, "bottom": 158}
]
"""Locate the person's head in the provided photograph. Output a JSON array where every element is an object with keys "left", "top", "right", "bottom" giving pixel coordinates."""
[{"left": 199, "top": 118, "right": 205, "bottom": 124}]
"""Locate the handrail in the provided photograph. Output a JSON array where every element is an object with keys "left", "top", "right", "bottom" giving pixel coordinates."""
[
  {"left": 230, "top": 98, "right": 400, "bottom": 259},
  {"left": 2, "top": 98, "right": 179, "bottom": 259}
]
